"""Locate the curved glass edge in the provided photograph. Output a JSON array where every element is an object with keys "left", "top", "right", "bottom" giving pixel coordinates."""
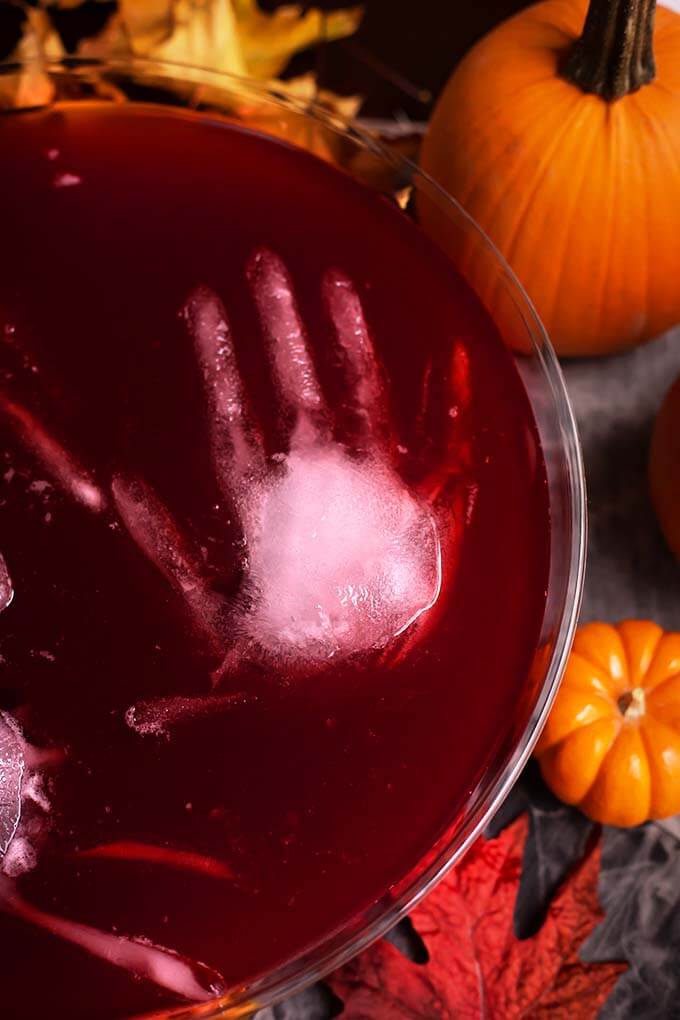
[{"left": 0, "top": 57, "right": 587, "bottom": 1020}]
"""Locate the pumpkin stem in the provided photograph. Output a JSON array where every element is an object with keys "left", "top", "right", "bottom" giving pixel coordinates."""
[
  {"left": 618, "top": 686, "right": 646, "bottom": 720},
  {"left": 564, "top": 0, "right": 656, "bottom": 101}
]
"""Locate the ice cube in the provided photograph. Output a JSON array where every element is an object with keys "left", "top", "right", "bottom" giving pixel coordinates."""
[{"left": 0, "top": 713, "right": 24, "bottom": 858}]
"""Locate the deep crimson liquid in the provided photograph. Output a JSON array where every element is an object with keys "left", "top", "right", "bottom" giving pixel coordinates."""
[{"left": 0, "top": 103, "right": 549, "bottom": 1019}]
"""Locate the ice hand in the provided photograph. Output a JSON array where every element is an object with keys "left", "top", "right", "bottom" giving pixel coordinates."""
[
  {"left": 185, "top": 249, "right": 442, "bottom": 666},
  {"left": 0, "top": 249, "right": 459, "bottom": 678}
]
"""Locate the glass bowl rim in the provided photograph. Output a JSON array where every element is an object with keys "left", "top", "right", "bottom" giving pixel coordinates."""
[{"left": 0, "top": 54, "right": 587, "bottom": 1019}]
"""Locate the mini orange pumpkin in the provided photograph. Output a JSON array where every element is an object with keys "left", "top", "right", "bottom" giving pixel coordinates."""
[
  {"left": 421, "top": 0, "right": 680, "bottom": 356},
  {"left": 535, "top": 620, "right": 680, "bottom": 826},
  {"left": 650, "top": 372, "right": 680, "bottom": 562}
]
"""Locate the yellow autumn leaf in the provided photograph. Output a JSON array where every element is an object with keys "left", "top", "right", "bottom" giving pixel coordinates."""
[
  {"left": 5, "top": 1, "right": 362, "bottom": 83},
  {"left": 234, "top": 0, "right": 363, "bottom": 79},
  {"left": 116, "top": 0, "right": 173, "bottom": 52},
  {"left": 123, "top": 0, "right": 362, "bottom": 81},
  {"left": 232, "top": 70, "right": 361, "bottom": 162},
  {"left": 2, "top": 0, "right": 364, "bottom": 168},
  {"left": 0, "top": 8, "right": 64, "bottom": 110},
  {"left": 143, "top": 0, "right": 248, "bottom": 74}
]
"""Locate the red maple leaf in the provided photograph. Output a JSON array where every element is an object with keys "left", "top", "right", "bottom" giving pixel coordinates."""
[{"left": 330, "top": 817, "right": 625, "bottom": 1019}]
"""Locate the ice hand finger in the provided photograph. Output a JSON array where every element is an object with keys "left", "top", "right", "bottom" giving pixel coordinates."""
[
  {"left": 111, "top": 475, "right": 226, "bottom": 650},
  {"left": 247, "top": 248, "right": 325, "bottom": 431},
  {"left": 323, "top": 268, "right": 391, "bottom": 449},
  {"left": 0, "top": 878, "right": 225, "bottom": 1002},
  {"left": 0, "top": 393, "right": 105, "bottom": 512},
  {"left": 111, "top": 476, "right": 205, "bottom": 595},
  {"left": 418, "top": 339, "right": 473, "bottom": 491},
  {"left": 424, "top": 339, "right": 471, "bottom": 458},
  {"left": 183, "top": 285, "right": 264, "bottom": 494}
]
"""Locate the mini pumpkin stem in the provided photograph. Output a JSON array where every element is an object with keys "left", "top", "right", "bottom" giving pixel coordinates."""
[
  {"left": 564, "top": 0, "right": 656, "bottom": 101},
  {"left": 618, "top": 686, "right": 646, "bottom": 721}
]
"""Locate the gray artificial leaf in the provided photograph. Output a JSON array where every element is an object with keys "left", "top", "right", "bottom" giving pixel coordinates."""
[
  {"left": 255, "top": 981, "right": 341, "bottom": 1020},
  {"left": 383, "top": 916, "right": 428, "bottom": 963},
  {"left": 485, "top": 763, "right": 594, "bottom": 938},
  {"left": 582, "top": 824, "right": 680, "bottom": 1020},
  {"left": 513, "top": 770, "right": 594, "bottom": 938},
  {"left": 483, "top": 777, "right": 527, "bottom": 840},
  {"left": 47, "top": 1, "right": 118, "bottom": 56}
]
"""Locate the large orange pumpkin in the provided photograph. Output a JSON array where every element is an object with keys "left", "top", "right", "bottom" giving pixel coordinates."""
[
  {"left": 535, "top": 620, "right": 680, "bottom": 826},
  {"left": 421, "top": 0, "right": 680, "bottom": 356},
  {"left": 650, "top": 372, "right": 680, "bottom": 562}
]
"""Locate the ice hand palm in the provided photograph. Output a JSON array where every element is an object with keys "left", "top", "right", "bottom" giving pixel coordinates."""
[{"left": 245, "top": 432, "right": 440, "bottom": 661}]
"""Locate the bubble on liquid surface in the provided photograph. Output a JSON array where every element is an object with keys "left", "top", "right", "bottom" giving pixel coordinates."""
[
  {"left": 241, "top": 437, "right": 442, "bottom": 663},
  {"left": 0, "top": 713, "right": 24, "bottom": 858}
]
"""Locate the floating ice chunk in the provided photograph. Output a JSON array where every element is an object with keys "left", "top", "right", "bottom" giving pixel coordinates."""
[
  {"left": 0, "top": 553, "right": 12, "bottom": 613},
  {"left": 2, "top": 836, "right": 36, "bottom": 878},
  {"left": 0, "top": 717, "right": 58, "bottom": 876},
  {"left": 53, "top": 172, "right": 82, "bottom": 189},
  {"left": 125, "top": 692, "right": 252, "bottom": 738},
  {"left": 22, "top": 772, "right": 50, "bottom": 813},
  {"left": 242, "top": 438, "right": 441, "bottom": 662},
  {"left": 0, "top": 713, "right": 24, "bottom": 858}
]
